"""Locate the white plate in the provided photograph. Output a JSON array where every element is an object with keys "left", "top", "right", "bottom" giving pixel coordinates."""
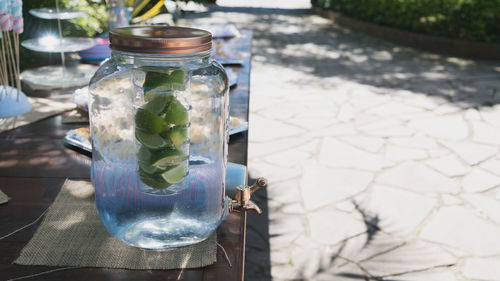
[{"left": 64, "top": 128, "right": 92, "bottom": 152}]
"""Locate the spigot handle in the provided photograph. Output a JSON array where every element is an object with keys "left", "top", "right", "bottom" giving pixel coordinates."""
[
  {"left": 229, "top": 177, "right": 267, "bottom": 214},
  {"left": 249, "top": 177, "right": 267, "bottom": 194}
]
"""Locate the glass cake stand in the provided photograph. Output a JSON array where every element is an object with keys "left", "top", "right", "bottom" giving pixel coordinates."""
[
  {"left": 20, "top": 64, "right": 98, "bottom": 90},
  {"left": 21, "top": 6, "right": 98, "bottom": 89},
  {"left": 29, "top": 8, "right": 85, "bottom": 20},
  {"left": 21, "top": 37, "right": 96, "bottom": 53}
]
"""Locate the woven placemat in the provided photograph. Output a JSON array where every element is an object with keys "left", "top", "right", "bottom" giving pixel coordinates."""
[
  {"left": 62, "top": 109, "right": 89, "bottom": 124},
  {"left": 0, "top": 189, "right": 8, "bottom": 204},
  {"left": 0, "top": 97, "right": 75, "bottom": 133},
  {"left": 15, "top": 180, "right": 217, "bottom": 270}
]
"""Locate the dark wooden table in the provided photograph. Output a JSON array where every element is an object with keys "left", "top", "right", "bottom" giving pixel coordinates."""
[{"left": 0, "top": 31, "right": 253, "bottom": 281}]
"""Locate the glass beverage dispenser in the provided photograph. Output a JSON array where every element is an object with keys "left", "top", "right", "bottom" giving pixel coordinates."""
[{"left": 89, "top": 26, "right": 232, "bottom": 250}]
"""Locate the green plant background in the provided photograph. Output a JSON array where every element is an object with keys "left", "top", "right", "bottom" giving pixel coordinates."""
[{"left": 312, "top": 0, "right": 500, "bottom": 43}]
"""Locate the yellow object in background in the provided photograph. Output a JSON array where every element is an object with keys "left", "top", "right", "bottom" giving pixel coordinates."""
[
  {"left": 131, "top": 0, "right": 165, "bottom": 23},
  {"left": 131, "top": 0, "right": 150, "bottom": 17}
]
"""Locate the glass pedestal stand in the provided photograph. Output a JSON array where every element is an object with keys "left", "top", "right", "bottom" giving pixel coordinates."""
[
  {"left": 20, "top": 7, "right": 97, "bottom": 90},
  {"left": 20, "top": 64, "right": 98, "bottom": 91}
]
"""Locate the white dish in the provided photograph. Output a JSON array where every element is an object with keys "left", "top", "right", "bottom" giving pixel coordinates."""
[{"left": 64, "top": 127, "right": 92, "bottom": 152}]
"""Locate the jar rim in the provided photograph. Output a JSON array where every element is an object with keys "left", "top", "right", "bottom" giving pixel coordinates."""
[{"left": 109, "top": 26, "right": 212, "bottom": 54}]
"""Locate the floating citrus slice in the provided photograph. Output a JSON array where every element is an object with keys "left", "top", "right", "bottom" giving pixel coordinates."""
[
  {"left": 161, "top": 161, "right": 188, "bottom": 184},
  {"left": 139, "top": 168, "right": 171, "bottom": 189},
  {"left": 151, "top": 148, "right": 187, "bottom": 167},
  {"left": 135, "top": 107, "right": 166, "bottom": 134},
  {"left": 135, "top": 130, "right": 168, "bottom": 149},
  {"left": 143, "top": 69, "right": 186, "bottom": 93},
  {"left": 139, "top": 160, "right": 167, "bottom": 174},
  {"left": 164, "top": 100, "right": 188, "bottom": 126},
  {"left": 138, "top": 145, "right": 152, "bottom": 162},
  {"left": 143, "top": 94, "right": 170, "bottom": 114},
  {"left": 167, "top": 126, "right": 188, "bottom": 148}
]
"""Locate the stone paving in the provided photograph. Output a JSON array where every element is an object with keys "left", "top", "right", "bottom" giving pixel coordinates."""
[{"left": 183, "top": 1, "right": 500, "bottom": 280}]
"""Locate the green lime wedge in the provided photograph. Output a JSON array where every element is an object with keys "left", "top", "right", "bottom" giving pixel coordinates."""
[
  {"left": 161, "top": 161, "right": 188, "bottom": 184},
  {"left": 139, "top": 169, "right": 171, "bottom": 189},
  {"left": 136, "top": 130, "right": 168, "bottom": 149},
  {"left": 143, "top": 70, "right": 186, "bottom": 93},
  {"left": 151, "top": 148, "right": 187, "bottom": 167},
  {"left": 167, "top": 126, "right": 188, "bottom": 148},
  {"left": 143, "top": 95, "right": 170, "bottom": 114},
  {"left": 143, "top": 71, "right": 167, "bottom": 91},
  {"left": 138, "top": 145, "right": 152, "bottom": 162},
  {"left": 164, "top": 100, "right": 188, "bottom": 126},
  {"left": 167, "top": 70, "right": 185, "bottom": 84},
  {"left": 139, "top": 160, "right": 167, "bottom": 174},
  {"left": 144, "top": 90, "right": 174, "bottom": 102},
  {"left": 135, "top": 108, "right": 166, "bottom": 134}
]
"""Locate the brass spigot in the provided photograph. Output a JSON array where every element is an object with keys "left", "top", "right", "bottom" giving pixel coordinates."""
[{"left": 229, "top": 177, "right": 267, "bottom": 214}]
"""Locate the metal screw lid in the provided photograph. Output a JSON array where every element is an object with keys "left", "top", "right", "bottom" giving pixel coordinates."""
[{"left": 109, "top": 26, "right": 212, "bottom": 54}]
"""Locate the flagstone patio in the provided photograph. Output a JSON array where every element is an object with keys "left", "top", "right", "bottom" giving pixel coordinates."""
[{"left": 184, "top": 1, "right": 500, "bottom": 279}]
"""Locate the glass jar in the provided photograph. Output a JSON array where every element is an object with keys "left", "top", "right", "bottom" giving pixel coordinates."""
[{"left": 88, "top": 26, "right": 229, "bottom": 250}]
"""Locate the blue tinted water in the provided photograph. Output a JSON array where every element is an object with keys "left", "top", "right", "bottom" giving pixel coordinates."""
[{"left": 92, "top": 160, "right": 225, "bottom": 250}]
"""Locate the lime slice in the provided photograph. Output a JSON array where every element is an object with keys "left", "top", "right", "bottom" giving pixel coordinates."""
[
  {"left": 139, "top": 169, "right": 171, "bottom": 189},
  {"left": 161, "top": 161, "right": 188, "bottom": 184},
  {"left": 167, "top": 126, "right": 188, "bottom": 148},
  {"left": 143, "top": 70, "right": 186, "bottom": 93},
  {"left": 164, "top": 100, "right": 188, "bottom": 126},
  {"left": 136, "top": 130, "right": 168, "bottom": 149},
  {"left": 151, "top": 148, "right": 187, "bottom": 167},
  {"left": 144, "top": 90, "right": 174, "bottom": 102},
  {"left": 135, "top": 108, "right": 166, "bottom": 134},
  {"left": 167, "top": 70, "right": 185, "bottom": 84},
  {"left": 139, "top": 160, "right": 167, "bottom": 174},
  {"left": 143, "top": 95, "right": 170, "bottom": 114},
  {"left": 143, "top": 71, "right": 167, "bottom": 92},
  {"left": 138, "top": 145, "right": 152, "bottom": 163}
]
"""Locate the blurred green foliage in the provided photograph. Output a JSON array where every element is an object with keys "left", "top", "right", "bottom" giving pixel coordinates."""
[
  {"left": 23, "top": 0, "right": 107, "bottom": 37},
  {"left": 312, "top": 0, "right": 500, "bottom": 43}
]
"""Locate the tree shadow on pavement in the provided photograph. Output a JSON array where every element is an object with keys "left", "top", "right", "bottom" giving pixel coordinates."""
[{"left": 185, "top": 5, "right": 500, "bottom": 109}]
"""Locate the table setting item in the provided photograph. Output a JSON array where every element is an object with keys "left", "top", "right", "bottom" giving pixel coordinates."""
[
  {"left": 212, "top": 39, "right": 244, "bottom": 65},
  {"left": 88, "top": 26, "right": 230, "bottom": 250}
]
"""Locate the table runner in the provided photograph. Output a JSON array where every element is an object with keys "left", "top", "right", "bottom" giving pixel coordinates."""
[
  {"left": 0, "top": 97, "right": 75, "bottom": 133},
  {"left": 15, "top": 179, "right": 217, "bottom": 270}
]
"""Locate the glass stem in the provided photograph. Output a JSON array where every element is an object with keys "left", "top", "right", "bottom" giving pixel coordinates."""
[{"left": 55, "top": 0, "right": 66, "bottom": 71}]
